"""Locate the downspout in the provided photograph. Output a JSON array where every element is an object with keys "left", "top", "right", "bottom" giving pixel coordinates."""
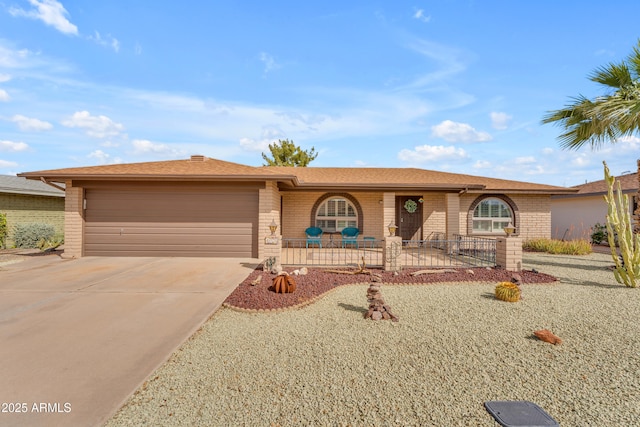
[{"left": 40, "top": 177, "right": 66, "bottom": 192}]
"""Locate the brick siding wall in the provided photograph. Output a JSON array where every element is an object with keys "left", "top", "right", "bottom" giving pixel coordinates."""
[
  {"left": 282, "top": 191, "right": 452, "bottom": 241},
  {"left": 0, "top": 193, "right": 64, "bottom": 247},
  {"left": 421, "top": 193, "right": 447, "bottom": 238},
  {"left": 63, "top": 185, "right": 84, "bottom": 258},
  {"left": 281, "top": 191, "right": 386, "bottom": 239},
  {"left": 258, "top": 181, "right": 281, "bottom": 261},
  {"left": 254, "top": 190, "right": 552, "bottom": 247},
  {"left": 459, "top": 193, "right": 551, "bottom": 239}
]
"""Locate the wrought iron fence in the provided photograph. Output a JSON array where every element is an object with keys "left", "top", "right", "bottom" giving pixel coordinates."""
[
  {"left": 280, "top": 235, "right": 496, "bottom": 268},
  {"left": 399, "top": 235, "right": 496, "bottom": 268},
  {"left": 281, "top": 238, "right": 383, "bottom": 267}
]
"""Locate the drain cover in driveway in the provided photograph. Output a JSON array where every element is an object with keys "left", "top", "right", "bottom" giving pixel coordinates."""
[{"left": 484, "top": 401, "right": 559, "bottom": 427}]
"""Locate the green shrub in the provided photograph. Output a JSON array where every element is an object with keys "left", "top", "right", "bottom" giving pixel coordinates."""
[
  {"left": 523, "top": 238, "right": 593, "bottom": 255},
  {"left": 0, "top": 213, "right": 7, "bottom": 249},
  {"left": 13, "top": 223, "right": 56, "bottom": 249},
  {"left": 591, "top": 223, "right": 608, "bottom": 244}
]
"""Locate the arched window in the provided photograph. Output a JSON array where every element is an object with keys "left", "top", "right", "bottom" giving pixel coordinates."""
[
  {"left": 315, "top": 197, "right": 358, "bottom": 232},
  {"left": 472, "top": 197, "right": 514, "bottom": 233}
]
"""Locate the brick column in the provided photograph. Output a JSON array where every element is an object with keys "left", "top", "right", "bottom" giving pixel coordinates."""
[
  {"left": 258, "top": 182, "right": 281, "bottom": 266},
  {"left": 63, "top": 184, "right": 84, "bottom": 259},
  {"left": 496, "top": 237, "right": 522, "bottom": 272},
  {"left": 445, "top": 193, "right": 460, "bottom": 239},
  {"left": 383, "top": 236, "right": 402, "bottom": 272},
  {"left": 382, "top": 192, "right": 395, "bottom": 237}
]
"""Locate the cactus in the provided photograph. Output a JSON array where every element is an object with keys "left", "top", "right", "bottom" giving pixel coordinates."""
[
  {"left": 273, "top": 274, "right": 296, "bottom": 293},
  {"left": 603, "top": 162, "right": 640, "bottom": 287},
  {"left": 495, "top": 281, "right": 521, "bottom": 302}
]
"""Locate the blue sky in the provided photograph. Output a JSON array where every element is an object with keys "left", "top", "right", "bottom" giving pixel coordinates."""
[{"left": 1, "top": 0, "right": 639, "bottom": 186}]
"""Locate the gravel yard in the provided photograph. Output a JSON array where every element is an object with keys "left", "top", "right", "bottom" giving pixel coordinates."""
[{"left": 105, "top": 252, "right": 640, "bottom": 426}]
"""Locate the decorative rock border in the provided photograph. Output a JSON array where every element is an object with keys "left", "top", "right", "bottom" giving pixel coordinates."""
[{"left": 221, "top": 280, "right": 511, "bottom": 314}]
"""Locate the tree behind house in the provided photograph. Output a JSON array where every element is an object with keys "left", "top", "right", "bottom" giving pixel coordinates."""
[{"left": 262, "top": 139, "right": 318, "bottom": 167}]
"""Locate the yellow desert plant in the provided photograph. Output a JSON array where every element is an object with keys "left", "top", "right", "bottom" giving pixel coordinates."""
[
  {"left": 523, "top": 238, "right": 592, "bottom": 255},
  {"left": 495, "top": 282, "right": 521, "bottom": 302}
]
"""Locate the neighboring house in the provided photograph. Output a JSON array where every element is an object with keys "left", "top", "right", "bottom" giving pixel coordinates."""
[
  {"left": 551, "top": 172, "right": 638, "bottom": 241},
  {"left": 18, "top": 155, "right": 576, "bottom": 258},
  {"left": 0, "top": 175, "right": 65, "bottom": 247}
]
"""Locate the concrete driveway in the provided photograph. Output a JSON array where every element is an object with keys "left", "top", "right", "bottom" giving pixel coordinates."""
[{"left": 0, "top": 254, "right": 257, "bottom": 427}]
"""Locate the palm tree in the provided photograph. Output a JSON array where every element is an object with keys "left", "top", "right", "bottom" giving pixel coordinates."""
[{"left": 542, "top": 39, "right": 640, "bottom": 231}]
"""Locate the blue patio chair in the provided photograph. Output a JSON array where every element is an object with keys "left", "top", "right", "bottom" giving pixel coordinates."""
[
  {"left": 305, "top": 227, "right": 324, "bottom": 248},
  {"left": 341, "top": 227, "right": 360, "bottom": 248}
]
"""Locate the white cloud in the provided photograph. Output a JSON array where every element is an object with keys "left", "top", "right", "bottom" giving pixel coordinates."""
[
  {"left": 0, "top": 73, "right": 11, "bottom": 82},
  {"left": 88, "top": 150, "right": 121, "bottom": 165},
  {"left": 239, "top": 137, "right": 268, "bottom": 152},
  {"left": 0, "top": 89, "right": 9, "bottom": 101},
  {"left": 88, "top": 31, "right": 120, "bottom": 53},
  {"left": 0, "top": 159, "right": 18, "bottom": 168},
  {"left": 259, "top": 52, "right": 281, "bottom": 75},
  {"left": 413, "top": 9, "right": 431, "bottom": 23},
  {"left": 134, "top": 42, "right": 142, "bottom": 55},
  {"left": 9, "top": 0, "right": 78, "bottom": 35},
  {"left": 0, "top": 140, "right": 29, "bottom": 152},
  {"left": 570, "top": 153, "right": 590, "bottom": 167},
  {"left": 490, "top": 111, "right": 512, "bottom": 130},
  {"left": 473, "top": 160, "right": 492, "bottom": 169},
  {"left": 514, "top": 156, "right": 536, "bottom": 165},
  {"left": 61, "top": 111, "right": 124, "bottom": 138},
  {"left": 616, "top": 135, "right": 640, "bottom": 150},
  {"left": 11, "top": 114, "right": 53, "bottom": 131},
  {"left": 400, "top": 39, "right": 468, "bottom": 90},
  {"left": 431, "top": 120, "right": 492, "bottom": 143},
  {"left": 491, "top": 162, "right": 548, "bottom": 178},
  {"left": 0, "top": 44, "right": 39, "bottom": 69},
  {"left": 398, "top": 144, "right": 468, "bottom": 163},
  {"left": 131, "top": 139, "right": 183, "bottom": 157},
  {"left": 239, "top": 127, "right": 285, "bottom": 152},
  {"left": 542, "top": 147, "right": 554, "bottom": 155},
  {"left": 100, "top": 140, "right": 120, "bottom": 148}
]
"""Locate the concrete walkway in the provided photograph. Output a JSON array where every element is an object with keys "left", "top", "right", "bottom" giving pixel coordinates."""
[{"left": 0, "top": 254, "right": 257, "bottom": 427}]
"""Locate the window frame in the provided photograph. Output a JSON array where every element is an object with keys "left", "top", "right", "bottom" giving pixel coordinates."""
[
  {"left": 310, "top": 193, "right": 363, "bottom": 234},
  {"left": 468, "top": 195, "right": 518, "bottom": 235},
  {"left": 315, "top": 197, "right": 358, "bottom": 232}
]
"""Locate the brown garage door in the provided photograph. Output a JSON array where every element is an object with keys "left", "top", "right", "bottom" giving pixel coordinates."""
[{"left": 84, "top": 184, "right": 259, "bottom": 257}]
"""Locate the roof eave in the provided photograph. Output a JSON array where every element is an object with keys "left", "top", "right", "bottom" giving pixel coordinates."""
[
  {"left": 552, "top": 188, "right": 636, "bottom": 199},
  {"left": 466, "top": 188, "right": 579, "bottom": 195},
  {"left": 18, "top": 172, "right": 299, "bottom": 186},
  {"left": 0, "top": 188, "right": 65, "bottom": 197},
  {"left": 278, "top": 183, "right": 486, "bottom": 192}
]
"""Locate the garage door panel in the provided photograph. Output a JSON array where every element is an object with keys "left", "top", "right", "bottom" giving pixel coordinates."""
[
  {"left": 84, "top": 186, "right": 258, "bottom": 257},
  {"left": 85, "top": 233, "right": 252, "bottom": 245},
  {"left": 85, "top": 223, "right": 254, "bottom": 235},
  {"left": 87, "top": 211, "right": 253, "bottom": 223},
  {"left": 87, "top": 193, "right": 256, "bottom": 222},
  {"left": 84, "top": 244, "right": 252, "bottom": 257}
]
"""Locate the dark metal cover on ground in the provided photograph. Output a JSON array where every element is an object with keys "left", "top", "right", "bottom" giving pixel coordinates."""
[{"left": 484, "top": 401, "right": 559, "bottom": 427}]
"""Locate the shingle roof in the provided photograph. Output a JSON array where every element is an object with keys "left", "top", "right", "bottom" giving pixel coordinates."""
[
  {"left": 18, "top": 156, "right": 576, "bottom": 194},
  {"left": 19, "top": 157, "right": 288, "bottom": 180},
  {"left": 265, "top": 166, "right": 574, "bottom": 193},
  {"left": 571, "top": 172, "right": 638, "bottom": 195},
  {"left": 0, "top": 175, "right": 65, "bottom": 197}
]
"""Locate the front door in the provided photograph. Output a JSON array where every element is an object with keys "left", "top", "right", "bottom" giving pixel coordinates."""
[{"left": 396, "top": 196, "right": 423, "bottom": 241}]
